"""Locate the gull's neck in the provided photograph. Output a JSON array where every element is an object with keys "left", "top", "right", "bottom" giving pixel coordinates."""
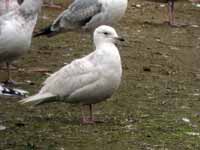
[
  {"left": 19, "top": 0, "right": 43, "bottom": 18},
  {"left": 93, "top": 41, "right": 121, "bottom": 73},
  {"left": 95, "top": 42, "right": 118, "bottom": 52},
  {"left": 94, "top": 41, "right": 120, "bottom": 60}
]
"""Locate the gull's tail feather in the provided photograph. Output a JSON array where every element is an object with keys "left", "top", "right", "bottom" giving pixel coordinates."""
[
  {"left": 19, "top": 93, "right": 56, "bottom": 106},
  {"left": 33, "top": 25, "right": 58, "bottom": 38}
]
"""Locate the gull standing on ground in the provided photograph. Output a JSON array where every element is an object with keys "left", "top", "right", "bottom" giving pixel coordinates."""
[
  {"left": 0, "top": 0, "right": 26, "bottom": 96},
  {"left": 19, "top": 25, "right": 124, "bottom": 124},
  {"left": 0, "top": 0, "right": 20, "bottom": 15},
  {"left": 34, "top": 0, "right": 128, "bottom": 37},
  {"left": 0, "top": 0, "right": 19, "bottom": 72},
  {"left": 147, "top": 0, "right": 200, "bottom": 26},
  {"left": 0, "top": 0, "right": 43, "bottom": 84},
  {"left": 146, "top": 0, "right": 179, "bottom": 26}
]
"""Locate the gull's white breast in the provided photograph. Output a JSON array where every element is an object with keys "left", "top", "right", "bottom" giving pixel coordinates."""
[
  {"left": 0, "top": 0, "right": 19, "bottom": 15},
  {"left": 66, "top": 45, "right": 122, "bottom": 104},
  {"left": 0, "top": 15, "right": 32, "bottom": 63}
]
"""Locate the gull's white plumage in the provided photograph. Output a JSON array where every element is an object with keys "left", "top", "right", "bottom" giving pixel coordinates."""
[
  {"left": 20, "top": 25, "right": 123, "bottom": 123},
  {"left": 0, "top": 0, "right": 42, "bottom": 82},
  {"left": 0, "top": 0, "right": 19, "bottom": 15},
  {"left": 34, "top": 0, "right": 128, "bottom": 37}
]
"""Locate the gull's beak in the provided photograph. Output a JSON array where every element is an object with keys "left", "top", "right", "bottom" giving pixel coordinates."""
[{"left": 114, "top": 37, "right": 125, "bottom": 42}]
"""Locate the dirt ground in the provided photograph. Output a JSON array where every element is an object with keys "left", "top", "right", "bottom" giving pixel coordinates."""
[{"left": 0, "top": 0, "right": 200, "bottom": 149}]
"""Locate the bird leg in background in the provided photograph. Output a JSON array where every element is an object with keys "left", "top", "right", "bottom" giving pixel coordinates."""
[
  {"left": 4, "top": 62, "right": 21, "bottom": 85},
  {"left": 40, "top": 0, "right": 63, "bottom": 20},
  {"left": 40, "top": 8, "right": 50, "bottom": 20},
  {"left": 168, "top": 0, "right": 175, "bottom": 26},
  {"left": 167, "top": 0, "right": 188, "bottom": 27},
  {"left": 189, "top": 0, "right": 200, "bottom": 3},
  {"left": 6, "top": 62, "right": 11, "bottom": 82},
  {"left": 43, "top": 0, "right": 62, "bottom": 9},
  {"left": 5, "top": 0, "right": 9, "bottom": 10},
  {"left": 89, "top": 104, "right": 94, "bottom": 121},
  {"left": 81, "top": 104, "right": 95, "bottom": 124}
]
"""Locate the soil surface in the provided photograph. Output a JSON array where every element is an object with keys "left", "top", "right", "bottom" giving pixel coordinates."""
[{"left": 0, "top": 0, "right": 200, "bottom": 149}]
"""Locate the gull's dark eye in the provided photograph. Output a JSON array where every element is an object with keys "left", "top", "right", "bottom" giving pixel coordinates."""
[{"left": 103, "top": 32, "right": 110, "bottom": 35}]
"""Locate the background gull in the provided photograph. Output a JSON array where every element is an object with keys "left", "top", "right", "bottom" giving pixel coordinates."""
[
  {"left": 0, "top": 0, "right": 43, "bottom": 84},
  {"left": 34, "top": 0, "right": 128, "bottom": 37},
  {"left": 19, "top": 25, "right": 124, "bottom": 124},
  {"left": 149, "top": 0, "right": 181, "bottom": 26},
  {"left": 146, "top": 0, "right": 200, "bottom": 26},
  {"left": 0, "top": 0, "right": 20, "bottom": 15}
]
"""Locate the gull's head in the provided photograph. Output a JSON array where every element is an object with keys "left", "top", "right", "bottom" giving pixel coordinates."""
[{"left": 93, "top": 25, "right": 124, "bottom": 46}]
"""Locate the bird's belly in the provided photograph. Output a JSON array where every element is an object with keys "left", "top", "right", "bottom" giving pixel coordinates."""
[
  {"left": 0, "top": 30, "right": 30, "bottom": 62},
  {"left": 67, "top": 76, "right": 121, "bottom": 105}
]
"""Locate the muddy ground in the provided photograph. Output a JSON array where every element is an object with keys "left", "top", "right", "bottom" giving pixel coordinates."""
[{"left": 0, "top": 0, "right": 200, "bottom": 149}]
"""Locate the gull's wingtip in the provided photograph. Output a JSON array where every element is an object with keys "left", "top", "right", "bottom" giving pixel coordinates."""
[
  {"left": 18, "top": 97, "right": 33, "bottom": 105},
  {"left": 18, "top": 93, "right": 56, "bottom": 106},
  {"left": 18, "top": 98, "right": 28, "bottom": 105},
  {"left": 33, "top": 25, "right": 54, "bottom": 38}
]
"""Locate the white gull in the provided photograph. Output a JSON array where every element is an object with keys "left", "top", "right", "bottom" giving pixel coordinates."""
[
  {"left": 19, "top": 25, "right": 124, "bottom": 124},
  {"left": 34, "top": 0, "right": 128, "bottom": 37},
  {"left": 0, "top": 0, "right": 43, "bottom": 83},
  {"left": 0, "top": 0, "right": 20, "bottom": 15}
]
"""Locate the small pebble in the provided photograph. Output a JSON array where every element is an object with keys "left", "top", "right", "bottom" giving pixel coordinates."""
[
  {"left": 191, "top": 24, "right": 199, "bottom": 28},
  {"left": 160, "top": 4, "right": 165, "bottom": 7},
  {"left": 192, "top": 93, "right": 200, "bottom": 96},
  {"left": 196, "top": 4, "right": 200, "bottom": 7},
  {"left": 186, "top": 132, "right": 200, "bottom": 136},
  {"left": 155, "top": 38, "right": 161, "bottom": 42},
  {"left": 182, "top": 117, "right": 190, "bottom": 123},
  {"left": 136, "top": 4, "right": 141, "bottom": 8},
  {"left": 0, "top": 125, "right": 6, "bottom": 131},
  {"left": 25, "top": 80, "right": 32, "bottom": 84}
]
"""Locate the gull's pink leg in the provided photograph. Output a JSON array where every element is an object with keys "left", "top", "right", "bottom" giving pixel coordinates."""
[
  {"left": 80, "top": 104, "right": 95, "bottom": 124},
  {"left": 167, "top": 0, "right": 188, "bottom": 27},
  {"left": 43, "top": 0, "right": 62, "bottom": 9},
  {"left": 3, "top": 62, "right": 22, "bottom": 85},
  {"left": 168, "top": 0, "right": 175, "bottom": 26},
  {"left": 89, "top": 104, "right": 94, "bottom": 121},
  {"left": 5, "top": 0, "right": 9, "bottom": 10},
  {"left": 6, "top": 62, "right": 10, "bottom": 81},
  {"left": 5, "top": 62, "right": 14, "bottom": 84}
]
